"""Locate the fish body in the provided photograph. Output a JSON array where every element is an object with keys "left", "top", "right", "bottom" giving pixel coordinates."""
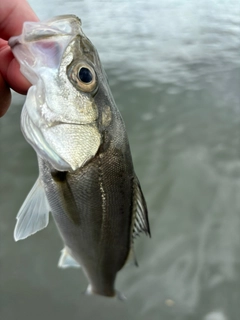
[{"left": 9, "top": 15, "right": 150, "bottom": 298}]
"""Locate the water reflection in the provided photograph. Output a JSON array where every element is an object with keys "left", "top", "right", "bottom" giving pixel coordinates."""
[{"left": 1, "top": 0, "right": 240, "bottom": 320}]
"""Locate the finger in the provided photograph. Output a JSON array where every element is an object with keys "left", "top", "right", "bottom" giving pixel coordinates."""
[
  {"left": 7, "top": 58, "right": 31, "bottom": 94},
  {"left": 0, "top": 73, "right": 11, "bottom": 117},
  {"left": 0, "top": 0, "right": 38, "bottom": 40},
  {"left": 0, "top": 39, "right": 31, "bottom": 94}
]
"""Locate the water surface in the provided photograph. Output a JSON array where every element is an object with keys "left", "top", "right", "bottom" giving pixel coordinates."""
[{"left": 1, "top": 1, "right": 240, "bottom": 319}]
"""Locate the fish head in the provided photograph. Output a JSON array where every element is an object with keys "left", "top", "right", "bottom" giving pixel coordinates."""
[{"left": 9, "top": 15, "right": 112, "bottom": 171}]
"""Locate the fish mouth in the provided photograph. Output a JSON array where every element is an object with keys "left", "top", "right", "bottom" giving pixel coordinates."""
[
  {"left": 9, "top": 15, "right": 82, "bottom": 48},
  {"left": 8, "top": 15, "right": 85, "bottom": 86}
]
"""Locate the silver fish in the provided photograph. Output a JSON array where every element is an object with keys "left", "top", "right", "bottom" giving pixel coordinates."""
[{"left": 9, "top": 15, "right": 150, "bottom": 298}]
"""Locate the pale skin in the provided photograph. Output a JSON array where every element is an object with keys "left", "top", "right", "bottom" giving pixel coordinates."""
[{"left": 0, "top": 0, "right": 38, "bottom": 117}]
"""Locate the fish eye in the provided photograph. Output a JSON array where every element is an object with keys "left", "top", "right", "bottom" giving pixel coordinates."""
[
  {"left": 68, "top": 62, "right": 97, "bottom": 93},
  {"left": 78, "top": 67, "right": 93, "bottom": 83}
]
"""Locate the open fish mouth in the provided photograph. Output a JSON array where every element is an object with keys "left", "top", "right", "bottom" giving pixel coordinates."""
[
  {"left": 9, "top": 15, "right": 82, "bottom": 46},
  {"left": 8, "top": 15, "right": 85, "bottom": 86}
]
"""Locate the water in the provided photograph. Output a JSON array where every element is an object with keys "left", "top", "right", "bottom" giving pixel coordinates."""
[{"left": 1, "top": 1, "right": 240, "bottom": 319}]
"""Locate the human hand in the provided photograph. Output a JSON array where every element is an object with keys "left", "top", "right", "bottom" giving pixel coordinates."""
[{"left": 0, "top": 0, "right": 38, "bottom": 117}]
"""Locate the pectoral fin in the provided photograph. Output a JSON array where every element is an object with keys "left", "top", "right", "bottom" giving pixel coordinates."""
[
  {"left": 58, "top": 247, "right": 81, "bottom": 268},
  {"left": 132, "top": 176, "right": 151, "bottom": 241},
  {"left": 14, "top": 177, "right": 50, "bottom": 241}
]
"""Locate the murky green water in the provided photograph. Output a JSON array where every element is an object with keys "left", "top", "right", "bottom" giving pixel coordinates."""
[{"left": 1, "top": 1, "right": 240, "bottom": 319}]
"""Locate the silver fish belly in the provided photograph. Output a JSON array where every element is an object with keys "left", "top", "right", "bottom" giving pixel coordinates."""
[{"left": 9, "top": 15, "right": 150, "bottom": 298}]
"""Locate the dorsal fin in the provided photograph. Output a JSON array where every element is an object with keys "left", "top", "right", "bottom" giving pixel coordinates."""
[{"left": 132, "top": 176, "right": 151, "bottom": 241}]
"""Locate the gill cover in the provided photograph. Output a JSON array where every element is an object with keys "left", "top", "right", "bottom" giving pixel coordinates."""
[{"left": 9, "top": 15, "right": 101, "bottom": 171}]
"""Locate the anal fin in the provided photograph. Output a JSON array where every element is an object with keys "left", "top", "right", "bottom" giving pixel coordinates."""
[{"left": 58, "top": 247, "right": 81, "bottom": 269}]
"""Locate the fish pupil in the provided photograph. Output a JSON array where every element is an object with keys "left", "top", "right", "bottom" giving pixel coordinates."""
[{"left": 78, "top": 67, "right": 93, "bottom": 83}]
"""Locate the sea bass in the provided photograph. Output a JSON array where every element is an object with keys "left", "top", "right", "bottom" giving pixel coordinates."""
[{"left": 9, "top": 15, "right": 150, "bottom": 298}]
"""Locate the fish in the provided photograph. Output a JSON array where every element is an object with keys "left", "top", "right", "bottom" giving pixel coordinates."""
[{"left": 9, "top": 15, "right": 150, "bottom": 299}]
